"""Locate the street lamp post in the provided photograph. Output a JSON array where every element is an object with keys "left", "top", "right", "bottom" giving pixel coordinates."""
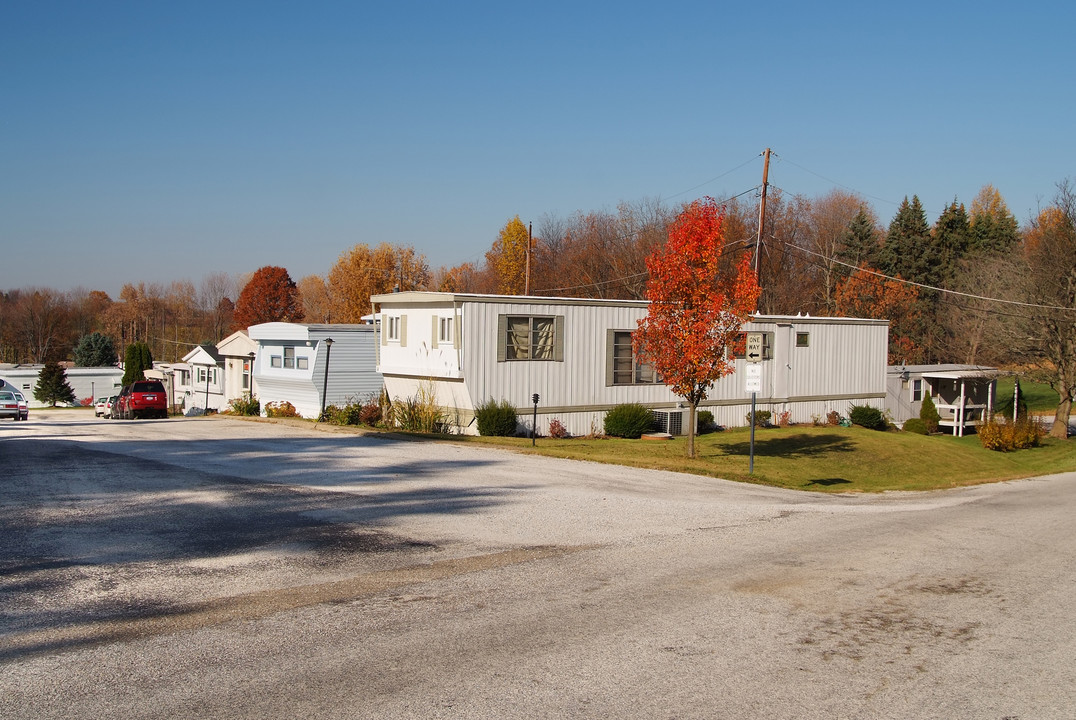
[
  {"left": 321, "top": 338, "right": 334, "bottom": 418},
  {"left": 247, "top": 351, "right": 256, "bottom": 398}
]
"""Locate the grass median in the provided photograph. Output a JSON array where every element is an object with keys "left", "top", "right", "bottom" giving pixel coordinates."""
[{"left": 460, "top": 425, "right": 1076, "bottom": 493}]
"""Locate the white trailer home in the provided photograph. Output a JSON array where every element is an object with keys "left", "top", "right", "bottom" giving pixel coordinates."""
[
  {"left": 247, "top": 322, "right": 382, "bottom": 418},
  {"left": 371, "top": 292, "right": 889, "bottom": 436}
]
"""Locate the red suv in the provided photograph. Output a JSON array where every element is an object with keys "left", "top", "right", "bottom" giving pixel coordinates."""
[{"left": 115, "top": 380, "right": 169, "bottom": 419}]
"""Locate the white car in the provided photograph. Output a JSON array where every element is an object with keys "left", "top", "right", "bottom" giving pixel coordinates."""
[
  {"left": 95, "top": 397, "right": 110, "bottom": 417},
  {"left": 13, "top": 390, "right": 28, "bottom": 421}
]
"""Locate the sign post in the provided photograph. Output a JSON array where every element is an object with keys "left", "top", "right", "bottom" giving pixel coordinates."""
[
  {"left": 744, "top": 340, "right": 763, "bottom": 475},
  {"left": 531, "top": 393, "right": 539, "bottom": 446}
]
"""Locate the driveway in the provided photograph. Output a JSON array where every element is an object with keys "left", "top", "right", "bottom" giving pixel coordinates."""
[{"left": 2, "top": 410, "right": 1075, "bottom": 718}]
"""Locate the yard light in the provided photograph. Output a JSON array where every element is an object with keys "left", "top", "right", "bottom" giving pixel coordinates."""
[
  {"left": 321, "top": 338, "right": 334, "bottom": 418},
  {"left": 247, "top": 351, "right": 256, "bottom": 398},
  {"left": 531, "top": 393, "right": 539, "bottom": 446}
]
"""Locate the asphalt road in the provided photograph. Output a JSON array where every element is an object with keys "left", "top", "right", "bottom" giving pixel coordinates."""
[{"left": 2, "top": 410, "right": 1074, "bottom": 718}]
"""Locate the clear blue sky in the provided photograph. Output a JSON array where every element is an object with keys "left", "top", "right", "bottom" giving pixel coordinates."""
[{"left": 3, "top": 1, "right": 1073, "bottom": 299}]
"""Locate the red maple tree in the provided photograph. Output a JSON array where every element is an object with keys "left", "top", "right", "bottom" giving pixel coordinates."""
[
  {"left": 635, "top": 197, "right": 761, "bottom": 458},
  {"left": 234, "top": 266, "right": 305, "bottom": 329}
]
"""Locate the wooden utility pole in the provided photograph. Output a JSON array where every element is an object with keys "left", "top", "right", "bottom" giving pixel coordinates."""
[
  {"left": 754, "top": 148, "right": 771, "bottom": 279},
  {"left": 524, "top": 221, "right": 533, "bottom": 295}
]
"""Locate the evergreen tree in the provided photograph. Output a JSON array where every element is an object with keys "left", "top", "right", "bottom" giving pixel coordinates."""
[
  {"left": 122, "top": 342, "right": 154, "bottom": 385},
  {"left": 919, "top": 392, "right": 940, "bottom": 433},
  {"left": 837, "top": 207, "right": 881, "bottom": 270},
  {"left": 932, "top": 200, "right": 971, "bottom": 287},
  {"left": 73, "top": 332, "right": 118, "bottom": 367},
  {"left": 34, "top": 361, "right": 76, "bottom": 407},
  {"left": 969, "top": 185, "right": 1020, "bottom": 253},
  {"left": 877, "top": 196, "right": 938, "bottom": 285}
]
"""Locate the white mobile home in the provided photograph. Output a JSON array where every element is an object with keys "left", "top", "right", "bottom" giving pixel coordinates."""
[
  {"left": 371, "top": 292, "right": 889, "bottom": 436},
  {"left": 247, "top": 322, "right": 382, "bottom": 418},
  {"left": 0, "top": 364, "right": 124, "bottom": 408},
  {"left": 217, "top": 330, "right": 258, "bottom": 405},
  {"left": 886, "top": 364, "right": 999, "bottom": 436}
]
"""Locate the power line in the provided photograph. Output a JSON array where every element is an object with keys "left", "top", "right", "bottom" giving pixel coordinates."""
[
  {"left": 780, "top": 239, "right": 1076, "bottom": 313},
  {"left": 664, "top": 154, "right": 762, "bottom": 201}
]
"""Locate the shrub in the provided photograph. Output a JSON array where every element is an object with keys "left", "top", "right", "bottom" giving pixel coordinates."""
[
  {"left": 746, "top": 409, "right": 772, "bottom": 427},
  {"left": 697, "top": 410, "right": 715, "bottom": 433},
  {"left": 848, "top": 404, "right": 887, "bottom": 430},
  {"left": 475, "top": 398, "right": 519, "bottom": 436},
  {"left": 603, "top": 403, "right": 656, "bottom": 438},
  {"left": 826, "top": 410, "right": 841, "bottom": 426},
  {"left": 359, "top": 401, "right": 382, "bottom": 426},
  {"left": 264, "top": 400, "right": 300, "bottom": 418},
  {"left": 776, "top": 410, "right": 792, "bottom": 427},
  {"left": 229, "top": 395, "right": 261, "bottom": 416},
  {"left": 920, "top": 392, "right": 941, "bottom": 433},
  {"left": 902, "top": 418, "right": 929, "bottom": 435},
  {"left": 321, "top": 401, "right": 362, "bottom": 425},
  {"left": 548, "top": 418, "right": 570, "bottom": 439},
  {"left": 979, "top": 416, "right": 1045, "bottom": 451}
]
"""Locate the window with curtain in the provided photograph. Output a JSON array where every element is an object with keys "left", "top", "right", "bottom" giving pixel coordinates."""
[{"left": 506, "top": 316, "right": 554, "bottom": 360}]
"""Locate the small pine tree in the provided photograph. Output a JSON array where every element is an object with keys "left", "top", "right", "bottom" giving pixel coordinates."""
[
  {"left": 34, "top": 362, "right": 77, "bottom": 407},
  {"left": 122, "top": 342, "right": 154, "bottom": 386},
  {"left": 920, "top": 392, "right": 940, "bottom": 433}
]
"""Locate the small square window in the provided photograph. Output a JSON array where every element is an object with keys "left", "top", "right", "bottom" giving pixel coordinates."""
[
  {"left": 796, "top": 332, "right": 810, "bottom": 348},
  {"left": 439, "top": 316, "right": 454, "bottom": 344},
  {"left": 297, "top": 357, "right": 309, "bottom": 370},
  {"left": 271, "top": 356, "right": 282, "bottom": 368}
]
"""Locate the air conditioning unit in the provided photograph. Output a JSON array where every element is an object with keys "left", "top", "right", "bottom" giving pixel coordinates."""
[{"left": 651, "top": 409, "right": 685, "bottom": 435}]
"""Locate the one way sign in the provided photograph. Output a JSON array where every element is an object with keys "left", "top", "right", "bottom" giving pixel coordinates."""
[{"left": 745, "top": 332, "right": 763, "bottom": 363}]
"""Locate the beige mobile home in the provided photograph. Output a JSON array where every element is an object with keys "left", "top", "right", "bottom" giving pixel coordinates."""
[{"left": 371, "top": 292, "right": 889, "bottom": 436}]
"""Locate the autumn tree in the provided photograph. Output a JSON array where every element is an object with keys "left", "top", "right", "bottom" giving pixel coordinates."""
[
  {"left": 327, "top": 243, "right": 430, "bottom": 323},
  {"left": 298, "top": 274, "right": 333, "bottom": 323},
  {"left": 11, "top": 288, "right": 70, "bottom": 363},
  {"left": 486, "top": 216, "right": 530, "bottom": 295},
  {"left": 635, "top": 197, "right": 761, "bottom": 458},
  {"left": 1020, "top": 180, "right": 1076, "bottom": 438},
  {"left": 833, "top": 267, "right": 923, "bottom": 364},
  {"left": 803, "top": 191, "right": 871, "bottom": 314},
  {"left": 233, "top": 266, "right": 304, "bottom": 329},
  {"left": 34, "top": 361, "right": 76, "bottom": 407}
]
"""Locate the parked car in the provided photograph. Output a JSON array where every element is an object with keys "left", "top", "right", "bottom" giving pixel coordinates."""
[
  {"left": 115, "top": 381, "right": 168, "bottom": 419},
  {"left": 13, "top": 390, "right": 28, "bottom": 421},
  {"left": 0, "top": 390, "right": 21, "bottom": 421},
  {"left": 95, "top": 396, "right": 110, "bottom": 417},
  {"left": 104, "top": 395, "right": 117, "bottom": 419}
]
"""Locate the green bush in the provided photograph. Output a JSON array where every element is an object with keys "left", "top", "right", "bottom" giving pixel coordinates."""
[
  {"left": 902, "top": 418, "right": 929, "bottom": 434},
  {"left": 604, "top": 403, "right": 656, "bottom": 439},
  {"left": 746, "top": 409, "right": 772, "bottom": 427},
  {"left": 919, "top": 393, "right": 941, "bottom": 433},
  {"left": 229, "top": 395, "right": 261, "bottom": 416},
  {"left": 697, "top": 409, "right": 715, "bottom": 433},
  {"left": 475, "top": 398, "right": 519, "bottom": 436},
  {"left": 849, "top": 404, "right": 887, "bottom": 430}
]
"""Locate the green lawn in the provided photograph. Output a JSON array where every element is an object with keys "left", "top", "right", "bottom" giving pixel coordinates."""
[
  {"left": 995, "top": 376, "right": 1059, "bottom": 414},
  {"left": 456, "top": 425, "right": 1076, "bottom": 493}
]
